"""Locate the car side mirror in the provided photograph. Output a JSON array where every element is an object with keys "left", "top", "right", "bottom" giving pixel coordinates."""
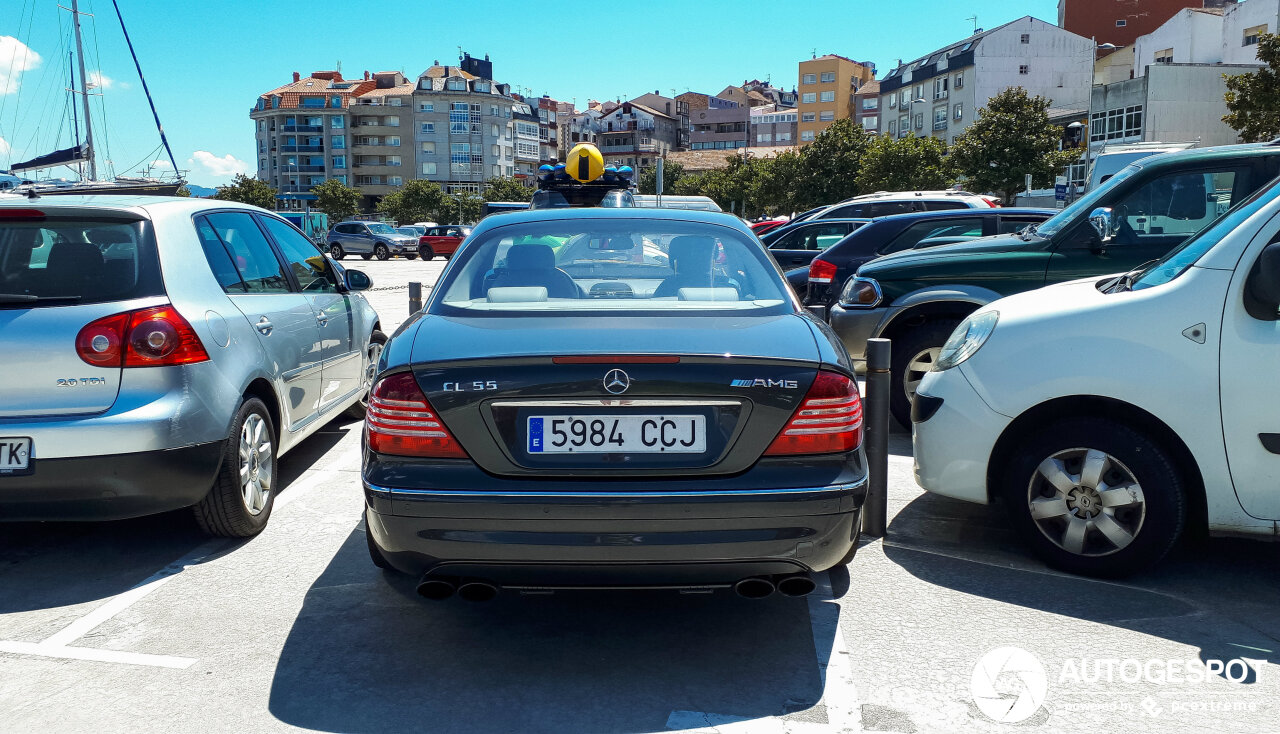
[
  {"left": 344, "top": 268, "right": 372, "bottom": 292},
  {"left": 1245, "top": 241, "right": 1280, "bottom": 320},
  {"left": 1088, "top": 207, "right": 1114, "bottom": 253}
]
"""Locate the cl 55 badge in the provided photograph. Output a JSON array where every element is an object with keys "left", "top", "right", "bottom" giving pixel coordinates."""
[
  {"left": 730, "top": 379, "right": 798, "bottom": 388},
  {"left": 56, "top": 378, "right": 108, "bottom": 387}
]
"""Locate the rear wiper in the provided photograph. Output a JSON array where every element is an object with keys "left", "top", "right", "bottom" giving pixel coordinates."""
[
  {"left": 0, "top": 294, "right": 83, "bottom": 305},
  {"left": 1103, "top": 259, "right": 1159, "bottom": 293}
]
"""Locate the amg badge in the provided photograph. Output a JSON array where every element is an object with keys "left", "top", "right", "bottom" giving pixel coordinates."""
[{"left": 730, "top": 378, "right": 799, "bottom": 388}]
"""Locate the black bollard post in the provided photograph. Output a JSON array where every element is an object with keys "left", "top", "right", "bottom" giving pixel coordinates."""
[
  {"left": 862, "top": 338, "right": 891, "bottom": 538},
  {"left": 408, "top": 281, "right": 422, "bottom": 314}
]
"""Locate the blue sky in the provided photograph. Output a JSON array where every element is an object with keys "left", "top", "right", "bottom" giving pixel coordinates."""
[{"left": 0, "top": 0, "right": 1057, "bottom": 187}]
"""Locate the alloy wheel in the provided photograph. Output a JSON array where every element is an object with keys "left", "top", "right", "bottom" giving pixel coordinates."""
[
  {"left": 1026, "top": 447, "right": 1146, "bottom": 557},
  {"left": 902, "top": 347, "right": 941, "bottom": 402},
  {"left": 358, "top": 340, "right": 385, "bottom": 411},
  {"left": 238, "top": 413, "right": 274, "bottom": 515}
]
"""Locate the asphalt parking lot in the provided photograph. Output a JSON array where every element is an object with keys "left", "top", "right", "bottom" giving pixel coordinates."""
[{"left": 2, "top": 256, "right": 1278, "bottom": 734}]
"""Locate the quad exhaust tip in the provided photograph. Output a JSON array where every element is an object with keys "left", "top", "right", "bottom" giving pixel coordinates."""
[
  {"left": 734, "top": 577, "right": 777, "bottom": 599},
  {"left": 457, "top": 580, "right": 499, "bottom": 602},
  {"left": 416, "top": 576, "right": 458, "bottom": 600},
  {"left": 776, "top": 573, "right": 816, "bottom": 597}
]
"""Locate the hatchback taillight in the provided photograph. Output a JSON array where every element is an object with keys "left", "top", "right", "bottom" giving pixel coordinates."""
[
  {"left": 75, "top": 306, "right": 210, "bottom": 368},
  {"left": 366, "top": 372, "right": 468, "bottom": 458},
  {"left": 764, "top": 371, "right": 863, "bottom": 455},
  {"left": 808, "top": 258, "right": 838, "bottom": 284}
]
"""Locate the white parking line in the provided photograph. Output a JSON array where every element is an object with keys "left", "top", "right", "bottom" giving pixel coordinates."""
[{"left": 665, "top": 572, "right": 863, "bottom": 733}]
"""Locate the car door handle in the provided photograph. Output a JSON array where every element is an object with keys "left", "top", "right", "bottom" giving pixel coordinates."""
[{"left": 256, "top": 317, "right": 273, "bottom": 335}]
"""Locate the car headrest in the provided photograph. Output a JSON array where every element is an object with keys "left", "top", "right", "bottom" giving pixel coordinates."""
[
  {"left": 506, "top": 243, "right": 555, "bottom": 270},
  {"left": 667, "top": 236, "right": 716, "bottom": 271},
  {"left": 47, "top": 241, "right": 104, "bottom": 275}
]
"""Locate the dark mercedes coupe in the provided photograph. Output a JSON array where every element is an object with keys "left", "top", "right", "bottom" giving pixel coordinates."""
[{"left": 362, "top": 207, "right": 867, "bottom": 601}]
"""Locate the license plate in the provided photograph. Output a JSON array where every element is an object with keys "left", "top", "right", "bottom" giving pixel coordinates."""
[
  {"left": 527, "top": 415, "right": 705, "bottom": 454},
  {"left": 0, "top": 437, "right": 32, "bottom": 474}
]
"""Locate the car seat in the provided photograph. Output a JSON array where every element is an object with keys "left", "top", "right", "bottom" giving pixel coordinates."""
[{"left": 485, "top": 244, "right": 579, "bottom": 299}]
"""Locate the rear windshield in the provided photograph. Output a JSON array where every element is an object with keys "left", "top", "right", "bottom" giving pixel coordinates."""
[
  {"left": 0, "top": 218, "right": 162, "bottom": 307},
  {"left": 431, "top": 219, "right": 792, "bottom": 314}
]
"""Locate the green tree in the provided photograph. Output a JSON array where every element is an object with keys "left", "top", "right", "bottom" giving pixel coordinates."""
[
  {"left": 1224, "top": 32, "right": 1280, "bottom": 141},
  {"left": 436, "top": 193, "right": 484, "bottom": 224},
  {"left": 310, "top": 178, "right": 362, "bottom": 221},
  {"left": 949, "top": 87, "right": 1078, "bottom": 204},
  {"left": 211, "top": 174, "right": 277, "bottom": 209},
  {"left": 856, "top": 134, "right": 956, "bottom": 193},
  {"left": 792, "top": 119, "right": 872, "bottom": 209},
  {"left": 483, "top": 176, "right": 533, "bottom": 202},
  {"left": 174, "top": 185, "right": 191, "bottom": 198},
  {"left": 377, "top": 178, "right": 447, "bottom": 224},
  {"left": 638, "top": 160, "right": 686, "bottom": 195}
]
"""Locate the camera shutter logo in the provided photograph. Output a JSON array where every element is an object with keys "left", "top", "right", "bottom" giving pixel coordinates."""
[{"left": 971, "top": 646, "right": 1048, "bottom": 723}]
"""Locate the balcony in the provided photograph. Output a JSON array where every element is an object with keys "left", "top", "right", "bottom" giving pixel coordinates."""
[
  {"left": 280, "top": 145, "right": 324, "bottom": 153},
  {"left": 933, "top": 121, "right": 948, "bottom": 131},
  {"left": 291, "top": 165, "right": 326, "bottom": 173},
  {"left": 280, "top": 125, "right": 323, "bottom": 134},
  {"left": 278, "top": 184, "right": 316, "bottom": 193}
]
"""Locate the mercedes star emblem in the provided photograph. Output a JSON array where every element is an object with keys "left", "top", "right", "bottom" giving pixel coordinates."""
[{"left": 603, "top": 369, "right": 631, "bottom": 394}]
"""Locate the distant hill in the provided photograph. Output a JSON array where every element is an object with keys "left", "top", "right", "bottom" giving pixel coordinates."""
[{"left": 185, "top": 184, "right": 217, "bottom": 198}]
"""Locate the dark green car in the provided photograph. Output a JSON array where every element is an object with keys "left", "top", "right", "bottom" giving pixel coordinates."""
[{"left": 828, "top": 142, "right": 1280, "bottom": 426}]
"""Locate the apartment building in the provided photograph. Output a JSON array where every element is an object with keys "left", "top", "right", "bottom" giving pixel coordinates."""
[
  {"left": 1132, "top": 0, "right": 1272, "bottom": 73},
  {"left": 512, "top": 100, "right": 541, "bottom": 180},
  {"left": 350, "top": 72, "right": 415, "bottom": 206},
  {"left": 412, "top": 53, "right": 517, "bottom": 195},
  {"left": 250, "top": 70, "right": 375, "bottom": 209},
  {"left": 678, "top": 92, "right": 750, "bottom": 150},
  {"left": 1058, "top": 0, "right": 1235, "bottom": 48},
  {"left": 877, "top": 16, "right": 1093, "bottom": 145},
  {"left": 796, "top": 54, "right": 876, "bottom": 143},
  {"left": 629, "top": 92, "right": 691, "bottom": 149},
  {"left": 597, "top": 101, "right": 681, "bottom": 171},
  {"left": 853, "top": 79, "right": 880, "bottom": 134},
  {"left": 748, "top": 105, "right": 798, "bottom": 147},
  {"left": 537, "top": 96, "right": 561, "bottom": 166}
]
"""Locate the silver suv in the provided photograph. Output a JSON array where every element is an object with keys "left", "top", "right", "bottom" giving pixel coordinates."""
[
  {"left": 326, "top": 220, "right": 417, "bottom": 261},
  {"left": 0, "top": 196, "right": 384, "bottom": 536}
]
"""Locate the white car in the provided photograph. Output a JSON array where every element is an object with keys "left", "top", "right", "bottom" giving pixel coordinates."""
[
  {"left": 810, "top": 190, "right": 997, "bottom": 220},
  {"left": 912, "top": 185, "right": 1280, "bottom": 577}
]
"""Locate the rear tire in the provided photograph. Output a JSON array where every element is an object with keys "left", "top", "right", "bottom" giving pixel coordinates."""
[
  {"left": 194, "top": 398, "right": 276, "bottom": 538},
  {"left": 418, "top": 244, "right": 434, "bottom": 261},
  {"left": 343, "top": 330, "right": 388, "bottom": 419},
  {"left": 374, "top": 243, "right": 390, "bottom": 261},
  {"left": 889, "top": 319, "right": 960, "bottom": 428},
  {"left": 328, "top": 243, "right": 345, "bottom": 260},
  {"left": 999, "top": 417, "right": 1186, "bottom": 578}
]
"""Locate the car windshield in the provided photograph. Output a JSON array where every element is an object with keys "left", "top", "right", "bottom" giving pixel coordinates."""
[
  {"left": 1132, "top": 176, "right": 1280, "bottom": 290},
  {"left": 432, "top": 219, "right": 791, "bottom": 314},
  {"left": 366, "top": 223, "right": 395, "bottom": 234},
  {"left": 397, "top": 226, "right": 421, "bottom": 236},
  {"left": 1035, "top": 165, "right": 1142, "bottom": 238}
]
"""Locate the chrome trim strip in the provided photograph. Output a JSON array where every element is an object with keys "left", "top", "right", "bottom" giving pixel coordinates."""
[
  {"left": 367, "top": 481, "right": 862, "bottom": 499},
  {"left": 489, "top": 399, "right": 741, "bottom": 408}
]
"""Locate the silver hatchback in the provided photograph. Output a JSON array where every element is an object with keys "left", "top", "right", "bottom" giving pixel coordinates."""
[{"left": 0, "top": 196, "right": 384, "bottom": 536}]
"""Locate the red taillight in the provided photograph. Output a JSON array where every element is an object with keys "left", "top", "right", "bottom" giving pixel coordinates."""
[
  {"left": 764, "top": 371, "right": 863, "bottom": 456},
  {"left": 75, "top": 306, "right": 209, "bottom": 368},
  {"left": 983, "top": 196, "right": 1002, "bottom": 208},
  {"left": 365, "top": 372, "right": 468, "bottom": 458},
  {"left": 808, "top": 258, "right": 838, "bottom": 284},
  {"left": 552, "top": 355, "right": 680, "bottom": 364},
  {"left": 0, "top": 208, "right": 46, "bottom": 220}
]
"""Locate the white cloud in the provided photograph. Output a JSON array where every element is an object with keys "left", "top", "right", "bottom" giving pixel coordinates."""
[
  {"left": 0, "top": 36, "right": 42, "bottom": 95},
  {"left": 86, "top": 70, "right": 127, "bottom": 91},
  {"left": 149, "top": 159, "right": 173, "bottom": 170},
  {"left": 0, "top": 136, "right": 10, "bottom": 157},
  {"left": 188, "top": 150, "right": 248, "bottom": 179}
]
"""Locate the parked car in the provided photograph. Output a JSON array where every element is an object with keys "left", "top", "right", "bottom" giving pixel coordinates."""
[
  {"left": 417, "top": 225, "right": 471, "bottom": 260},
  {"left": 631, "top": 194, "right": 722, "bottom": 212},
  {"left": 0, "top": 197, "right": 384, "bottom": 535},
  {"left": 829, "top": 143, "right": 1280, "bottom": 426},
  {"left": 750, "top": 219, "right": 788, "bottom": 236},
  {"left": 805, "top": 208, "right": 1057, "bottom": 309},
  {"left": 913, "top": 176, "right": 1280, "bottom": 577},
  {"left": 763, "top": 218, "right": 871, "bottom": 271},
  {"left": 327, "top": 221, "right": 418, "bottom": 261},
  {"left": 397, "top": 225, "right": 426, "bottom": 239},
  {"left": 363, "top": 207, "right": 866, "bottom": 601},
  {"left": 809, "top": 190, "right": 996, "bottom": 221}
]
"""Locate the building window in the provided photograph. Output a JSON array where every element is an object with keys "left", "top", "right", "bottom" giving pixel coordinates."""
[
  {"left": 300, "top": 97, "right": 324, "bottom": 108},
  {"left": 389, "top": 176, "right": 403, "bottom": 186},
  {"left": 330, "top": 116, "right": 344, "bottom": 129},
  {"left": 819, "top": 110, "right": 835, "bottom": 121},
  {"left": 800, "top": 130, "right": 815, "bottom": 141},
  {"left": 386, "top": 136, "right": 400, "bottom": 146},
  {"left": 1019, "top": 65, "right": 1029, "bottom": 75},
  {"left": 914, "top": 113, "right": 924, "bottom": 130},
  {"left": 819, "top": 91, "right": 835, "bottom": 102},
  {"left": 862, "top": 116, "right": 878, "bottom": 130},
  {"left": 421, "top": 122, "right": 435, "bottom": 134},
  {"left": 862, "top": 97, "right": 878, "bottom": 110},
  {"left": 954, "top": 73, "right": 964, "bottom": 89},
  {"left": 758, "top": 132, "right": 772, "bottom": 143},
  {"left": 777, "top": 132, "right": 791, "bottom": 141},
  {"left": 1154, "top": 48, "right": 1173, "bottom": 64},
  {"left": 331, "top": 136, "right": 345, "bottom": 149},
  {"left": 419, "top": 102, "right": 434, "bottom": 112},
  {"left": 421, "top": 162, "right": 437, "bottom": 175},
  {"left": 802, "top": 73, "right": 817, "bottom": 84},
  {"left": 1116, "top": 19, "right": 1127, "bottom": 27},
  {"left": 801, "top": 92, "right": 816, "bottom": 104},
  {"left": 954, "top": 103, "right": 963, "bottom": 120},
  {"left": 387, "top": 155, "right": 401, "bottom": 166},
  {"left": 1244, "top": 25, "right": 1267, "bottom": 46},
  {"left": 1125, "top": 105, "right": 1143, "bottom": 136},
  {"left": 1020, "top": 33, "right": 1030, "bottom": 44},
  {"left": 384, "top": 116, "right": 400, "bottom": 127},
  {"left": 888, "top": 96, "right": 897, "bottom": 108},
  {"left": 446, "top": 78, "right": 467, "bottom": 91},
  {"left": 421, "top": 141, "right": 435, "bottom": 153},
  {"left": 889, "top": 120, "right": 897, "bottom": 135},
  {"left": 331, "top": 156, "right": 346, "bottom": 169},
  {"left": 933, "top": 77, "right": 948, "bottom": 100},
  {"left": 933, "top": 106, "right": 947, "bottom": 129},
  {"left": 492, "top": 144, "right": 501, "bottom": 156},
  {"left": 802, "top": 112, "right": 816, "bottom": 122},
  {"left": 820, "top": 71, "right": 835, "bottom": 83}
]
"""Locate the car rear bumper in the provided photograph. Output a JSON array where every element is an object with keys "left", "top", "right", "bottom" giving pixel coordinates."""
[
  {"left": 365, "top": 479, "right": 866, "bottom": 585},
  {"left": 0, "top": 442, "right": 222, "bottom": 521}
]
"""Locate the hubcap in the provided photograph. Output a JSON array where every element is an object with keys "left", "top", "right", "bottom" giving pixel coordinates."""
[
  {"left": 359, "top": 341, "right": 384, "bottom": 408},
  {"left": 238, "top": 414, "right": 273, "bottom": 515},
  {"left": 903, "top": 347, "right": 941, "bottom": 402},
  {"left": 1027, "top": 447, "right": 1146, "bottom": 557}
]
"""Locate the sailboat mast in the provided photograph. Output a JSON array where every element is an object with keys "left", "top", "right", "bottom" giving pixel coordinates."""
[
  {"left": 71, "top": 0, "right": 96, "bottom": 181},
  {"left": 69, "top": 52, "right": 82, "bottom": 179}
]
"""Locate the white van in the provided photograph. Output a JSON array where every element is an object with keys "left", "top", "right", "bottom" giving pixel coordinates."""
[
  {"left": 1087, "top": 142, "right": 1196, "bottom": 190},
  {"left": 912, "top": 179, "right": 1280, "bottom": 577},
  {"left": 631, "top": 194, "right": 722, "bottom": 212}
]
